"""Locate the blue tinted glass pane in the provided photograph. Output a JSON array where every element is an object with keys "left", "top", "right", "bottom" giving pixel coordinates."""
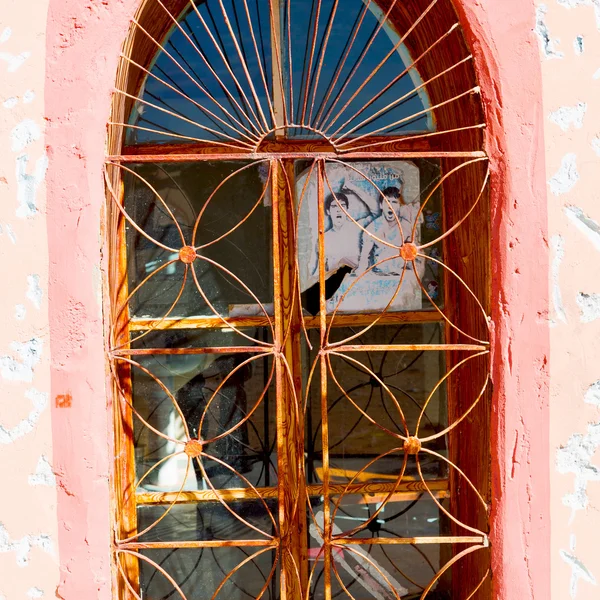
[{"left": 127, "top": 0, "right": 433, "bottom": 145}]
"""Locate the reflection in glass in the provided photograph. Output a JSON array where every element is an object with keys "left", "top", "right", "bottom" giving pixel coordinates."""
[
  {"left": 123, "top": 161, "right": 273, "bottom": 318},
  {"left": 131, "top": 330, "right": 276, "bottom": 492}
]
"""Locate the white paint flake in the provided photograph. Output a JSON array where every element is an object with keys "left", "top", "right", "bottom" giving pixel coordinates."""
[
  {"left": 548, "top": 102, "right": 587, "bottom": 131},
  {"left": 585, "top": 381, "right": 600, "bottom": 407},
  {"left": 0, "top": 523, "right": 53, "bottom": 567},
  {"left": 27, "top": 589, "right": 43, "bottom": 599},
  {"left": 565, "top": 206, "right": 600, "bottom": 252},
  {"left": 0, "top": 338, "right": 43, "bottom": 383},
  {"left": 557, "top": 422, "right": 600, "bottom": 520},
  {"left": 557, "top": 0, "right": 600, "bottom": 30},
  {"left": 535, "top": 5, "right": 565, "bottom": 58},
  {"left": 574, "top": 35, "right": 585, "bottom": 54},
  {"left": 592, "top": 136, "right": 600, "bottom": 156},
  {"left": 3, "top": 97, "right": 17, "bottom": 109},
  {"left": 0, "top": 388, "right": 48, "bottom": 445},
  {"left": 594, "top": 68, "right": 600, "bottom": 79},
  {"left": 15, "top": 304, "right": 26, "bottom": 321},
  {"left": 577, "top": 293, "right": 600, "bottom": 322},
  {"left": 16, "top": 154, "right": 48, "bottom": 218},
  {"left": 23, "top": 90, "right": 34, "bottom": 104},
  {"left": 26, "top": 274, "right": 42, "bottom": 309},
  {"left": 560, "top": 545, "right": 597, "bottom": 598},
  {"left": 0, "top": 27, "right": 11, "bottom": 43},
  {"left": 550, "top": 235, "right": 567, "bottom": 325},
  {"left": 28, "top": 456, "right": 56, "bottom": 487},
  {"left": 0, "top": 223, "right": 17, "bottom": 244},
  {"left": 549, "top": 154, "right": 579, "bottom": 195},
  {"left": 11, "top": 119, "right": 40, "bottom": 152},
  {"left": 0, "top": 51, "right": 30, "bottom": 73}
]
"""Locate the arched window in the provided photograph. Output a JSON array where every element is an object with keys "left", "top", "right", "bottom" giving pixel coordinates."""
[{"left": 106, "top": 0, "right": 491, "bottom": 598}]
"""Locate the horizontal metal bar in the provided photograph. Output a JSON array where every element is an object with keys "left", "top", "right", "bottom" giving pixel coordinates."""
[
  {"left": 136, "top": 479, "right": 449, "bottom": 505},
  {"left": 117, "top": 539, "right": 278, "bottom": 550},
  {"left": 128, "top": 311, "right": 444, "bottom": 332},
  {"left": 331, "top": 344, "right": 488, "bottom": 352},
  {"left": 111, "top": 346, "right": 271, "bottom": 356},
  {"left": 107, "top": 150, "right": 487, "bottom": 162},
  {"left": 333, "top": 535, "right": 486, "bottom": 546}
]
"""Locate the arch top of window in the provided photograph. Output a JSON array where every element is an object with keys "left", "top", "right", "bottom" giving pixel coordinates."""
[{"left": 114, "top": 0, "right": 484, "bottom": 155}]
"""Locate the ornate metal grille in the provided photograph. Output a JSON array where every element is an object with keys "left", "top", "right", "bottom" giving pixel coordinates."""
[{"left": 106, "top": 0, "right": 491, "bottom": 598}]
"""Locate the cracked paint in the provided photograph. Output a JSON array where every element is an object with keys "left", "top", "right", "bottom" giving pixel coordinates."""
[
  {"left": 584, "top": 381, "right": 600, "bottom": 407},
  {"left": 0, "top": 339, "right": 43, "bottom": 383},
  {"left": 28, "top": 456, "right": 55, "bottom": 487}
]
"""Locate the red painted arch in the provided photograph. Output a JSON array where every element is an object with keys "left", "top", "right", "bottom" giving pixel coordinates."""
[{"left": 44, "top": 1, "right": 549, "bottom": 598}]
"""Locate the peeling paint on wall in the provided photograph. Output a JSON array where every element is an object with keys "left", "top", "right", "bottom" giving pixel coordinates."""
[
  {"left": 548, "top": 102, "right": 587, "bottom": 131},
  {"left": 0, "top": 339, "right": 43, "bottom": 383},
  {"left": 28, "top": 456, "right": 56, "bottom": 487},
  {"left": 0, "top": 388, "right": 48, "bottom": 445},
  {"left": 551, "top": 235, "right": 568, "bottom": 325},
  {"left": 556, "top": 422, "right": 600, "bottom": 518},
  {"left": 565, "top": 206, "right": 600, "bottom": 252},
  {"left": 15, "top": 154, "right": 48, "bottom": 218},
  {"left": 560, "top": 535, "right": 597, "bottom": 599},
  {"left": 549, "top": 153, "right": 579, "bottom": 195},
  {"left": 0, "top": 523, "right": 53, "bottom": 567},
  {"left": 535, "top": 4, "right": 566, "bottom": 58},
  {"left": 584, "top": 381, "right": 600, "bottom": 406},
  {"left": 26, "top": 274, "right": 42, "bottom": 310},
  {"left": 576, "top": 293, "right": 600, "bottom": 322}
]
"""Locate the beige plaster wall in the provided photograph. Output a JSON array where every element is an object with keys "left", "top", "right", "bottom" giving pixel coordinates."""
[
  {"left": 534, "top": 1, "right": 600, "bottom": 599},
  {"left": 0, "top": 0, "right": 59, "bottom": 598}
]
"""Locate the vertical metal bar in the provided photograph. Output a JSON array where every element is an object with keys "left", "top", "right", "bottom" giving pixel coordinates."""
[
  {"left": 317, "top": 160, "right": 332, "bottom": 600},
  {"left": 269, "top": 0, "right": 288, "bottom": 134}
]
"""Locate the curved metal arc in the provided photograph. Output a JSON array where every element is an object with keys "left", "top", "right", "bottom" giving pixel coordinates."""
[
  {"left": 419, "top": 544, "right": 487, "bottom": 599},
  {"left": 323, "top": 161, "right": 404, "bottom": 250},
  {"left": 192, "top": 159, "right": 270, "bottom": 248},
  {"left": 337, "top": 86, "right": 481, "bottom": 148},
  {"left": 114, "top": 355, "right": 192, "bottom": 442},
  {"left": 196, "top": 450, "right": 278, "bottom": 538},
  {"left": 110, "top": 258, "right": 180, "bottom": 348},
  {"left": 198, "top": 351, "right": 274, "bottom": 445},
  {"left": 120, "top": 455, "right": 191, "bottom": 544},
  {"left": 322, "top": 0, "right": 440, "bottom": 134},
  {"left": 117, "top": 548, "right": 191, "bottom": 600},
  {"left": 415, "top": 453, "right": 486, "bottom": 537},
  {"left": 419, "top": 166, "right": 490, "bottom": 250},
  {"left": 420, "top": 371, "right": 490, "bottom": 443},
  {"left": 121, "top": 53, "right": 259, "bottom": 145},
  {"left": 130, "top": 17, "right": 260, "bottom": 140},
  {"left": 335, "top": 52, "right": 472, "bottom": 143},
  {"left": 325, "top": 258, "right": 408, "bottom": 347},
  {"left": 213, "top": 0, "right": 271, "bottom": 132},
  {"left": 166, "top": 0, "right": 265, "bottom": 136},
  {"left": 189, "top": 257, "right": 275, "bottom": 345},
  {"left": 418, "top": 252, "right": 490, "bottom": 334},
  {"left": 327, "top": 351, "right": 409, "bottom": 439},
  {"left": 210, "top": 546, "right": 277, "bottom": 600},
  {"left": 330, "top": 449, "right": 409, "bottom": 538},
  {"left": 104, "top": 167, "right": 177, "bottom": 253},
  {"left": 420, "top": 446, "right": 488, "bottom": 512},
  {"left": 329, "top": 23, "right": 462, "bottom": 139},
  {"left": 196, "top": 162, "right": 273, "bottom": 251},
  {"left": 108, "top": 161, "right": 186, "bottom": 245},
  {"left": 414, "top": 350, "right": 489, "bottom": 437},
  {"left": 414, "top": 266, "right": 488, "bottom": 345}
]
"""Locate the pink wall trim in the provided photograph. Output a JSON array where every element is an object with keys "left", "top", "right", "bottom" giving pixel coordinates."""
[{"left": 44, "top": 0, "right": 550, "bottom": 598}]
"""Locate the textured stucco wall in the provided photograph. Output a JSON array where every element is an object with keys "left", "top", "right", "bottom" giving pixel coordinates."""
[
  {"left": 0, "top": 0, "right": 597, "bottom": 598},
  {"left": 0, "top": 1, "right": 58, "bottom": 599},
  {"left": 534, "top": 1, "right": 600, "bottom": 599}
]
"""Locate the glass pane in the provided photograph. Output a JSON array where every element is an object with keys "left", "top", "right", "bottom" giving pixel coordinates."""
[
  {"left": 129, "top": 330, "right": 277, "bottom": 492},
  {"left": 296, "top": 159, "right": 443, "bottom": 316},
  {"left": 305, "top": 323, "right": 448, "bottom": 487},
  {"left": 131, "top": 548, "right": 278, "bottom": 600},
  {"left": 123, "top": 161, "right": 273, "bottom": 319},
  {"left": 126, "top": 0, "right": 433, "bottom": 146}
]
